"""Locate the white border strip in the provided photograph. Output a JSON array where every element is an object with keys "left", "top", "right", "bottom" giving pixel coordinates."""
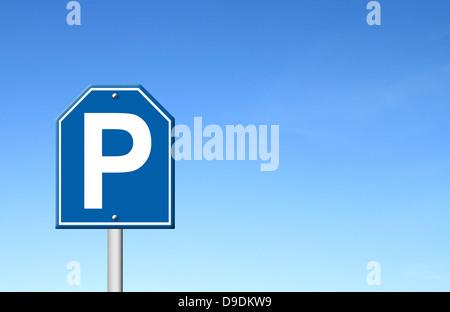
[{"left": 58, "top": 88, "right": 172, "bottom": 226}]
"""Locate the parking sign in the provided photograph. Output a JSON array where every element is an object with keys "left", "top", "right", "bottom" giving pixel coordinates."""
[{"left": 56, "top": 85, "right": 175, "bottom": 229}]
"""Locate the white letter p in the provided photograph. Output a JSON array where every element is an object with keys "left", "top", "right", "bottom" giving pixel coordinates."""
[{"left": 84, "top": 113, "right": 151, "bottom": 209}]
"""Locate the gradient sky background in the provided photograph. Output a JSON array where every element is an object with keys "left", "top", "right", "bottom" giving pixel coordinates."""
[{"left": 1, "top": 0, "right": 450, "bottom": 291}]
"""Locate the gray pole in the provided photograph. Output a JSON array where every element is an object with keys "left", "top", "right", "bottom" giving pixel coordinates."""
[{"left": 107, "top": 229, "right": 123, "bottom": 292}]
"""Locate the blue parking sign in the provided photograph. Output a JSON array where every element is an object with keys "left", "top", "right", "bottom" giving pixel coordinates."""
[{"left": 56, "top": 85, "right": 175, "bottom": 229}]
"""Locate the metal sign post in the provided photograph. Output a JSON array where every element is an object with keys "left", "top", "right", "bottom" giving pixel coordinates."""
[{"left": 107, "top": 229, "right": 123, "bottom": 292}]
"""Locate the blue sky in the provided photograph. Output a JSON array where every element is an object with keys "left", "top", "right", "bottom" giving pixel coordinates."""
[{"left": 1, "top": 0, "right": 450, "bottom": 291}]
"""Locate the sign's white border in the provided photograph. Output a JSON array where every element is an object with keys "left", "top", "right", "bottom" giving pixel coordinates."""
[{"left": 58, "top": 88, "right": 172, "bottom": 226}]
